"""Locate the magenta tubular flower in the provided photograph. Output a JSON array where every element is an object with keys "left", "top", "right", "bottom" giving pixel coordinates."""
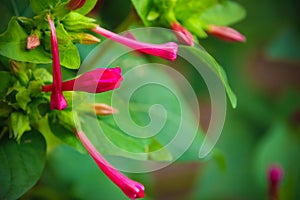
[
  {"left": 47, "top": 15, "right": 67, "bottom": 110},
  {"left": 268, "top": 164, "right": 284, "bottom": 200},
  {"left": 207, "top": 25, "right": 246, "bottom": 42},
  {"left": 75, "top": 130, "right": 145, "bottom": 199},
  {"left": 171, "top": 22, "right": 194, "bottom": 46},
  {"left": 42, "top": 67, "right": 123, "bottom": 93},
  {"left": 92, "top": 26, "right": 178, "bottom": 61}
]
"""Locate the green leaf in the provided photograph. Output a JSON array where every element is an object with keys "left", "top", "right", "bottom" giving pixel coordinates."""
[
  {"left": 30, "top": 0, "right": 70, "bottom": 14},
  {"left": 131, "top": 0, "right": 154, "bottom": 26},
  {"left": 148, "top": 139, "right": 172, "bottom": 161},
  {"left": 175, "top": 0, "right": 219, "bottom": 20},
  {"left": 200, "top": 1, "right": 246, "bottom": 26},
  {"left": 74, "top": 0, "right": 98, "bottom": 15},
  {"left": 33, "top": 67, "right": 52, "bottom": 83},
  {"left": 0, "top": 129, "right": 46, "bottom": 200},
  {"left": 0, "top": 71, "right": 13, "bottom": 99},
  {"left": 9, "top": 112, "right": 31, "bottom": 141},
  {"left": 180, "top": 45, "right": 237, "bottom": 108},
  {"left": 48, "top": 111, "right": 85, "bottom": 152},
  {"left": 0, "top": 17, "right": 52, "bottom": 64},
  {"left": 56, "top": 22, "right": 80, "bottom": 69},
  {"left": 44, "top": 22, "right": 81, "bottom": 69},
  {"left": 15, "top": 87, "right": 31, "bottom": 110}
]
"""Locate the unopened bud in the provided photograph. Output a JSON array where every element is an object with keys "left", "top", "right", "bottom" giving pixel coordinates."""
[
  {"left": 171, "top": 22, "right": 194, "bottom": 46},
  {"left": 69, "top": 32, "right": 100, "bottom": 44},
  {"left": 62, "top": 12, "right": 97, "bottom": 32},
  {"left": 27, "top": 34, "right": 40, "bottom": 50},
  {"left": 67, "top": 0, "right": 86, "bottom": 10},
  {"left": 93, "top": 103, "right": 118, "bottom": 116},
  {"left": 9, "top": 60, "right": 29, "bottom": 85},
  {"left": 207, "top": 25, "right": 246, "bottom": 42}
]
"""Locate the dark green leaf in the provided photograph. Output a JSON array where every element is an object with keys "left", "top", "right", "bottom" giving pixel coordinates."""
[
  {"left": 0, "top": 129, "right": 46, "bottom": 200},
  {"left": 180, "top": 45, "right": 237, "bottom": 108},
  {"left": 0, "top": 71, "right": 13, "bottom": 99}
]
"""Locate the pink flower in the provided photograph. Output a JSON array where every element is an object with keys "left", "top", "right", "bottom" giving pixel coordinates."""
[
  {"left": 75, "top": 130, "right": 145, "bottom": 199},
  {"left": 207, "top": 25, "right": 246, "bottom": 42},
  {"left": 42, "top": 67, "right": 123, "bottom": 93},
  {"left": 171, "top": 22, "right": 194, "bottom": 46},
  {"left": 92, "top": 26, "right": 178, "bottom": 61},
  {"left": 47, "top": 15, "right": 67, "bottom": 110},
  {"left": 268, "top": 164, "right": 284, "bottom": 200}
]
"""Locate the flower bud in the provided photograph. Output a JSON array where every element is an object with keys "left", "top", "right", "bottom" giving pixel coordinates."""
[
  {"left": 206, "top": 25, "right": 246, "bottom": 42},
  {"left": 27, "top": 34, "right": 40, "bottom": 50},
  {"left": 268, "top": 164, "right": 284, "bottom": 200},
  {"left": 9, "top": 60, "right": 29, "bottom": 86},
  {"left": 62, "top": 12, "right": 97, "bottom": 32},
  {"left": 93, "top": 103, "right": 118, "bottom": 116},
  {"left": 171, "top": 22, "right": 194, "bottom": 46},
  {"left": 69, "top": 32, "right": 100, "bottom": 44},
  {"left": 67, "top": 0, "right": 86, "bottom": 10}
]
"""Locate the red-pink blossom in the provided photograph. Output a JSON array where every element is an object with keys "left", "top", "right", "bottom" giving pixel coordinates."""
[
  {"left": 75, "top": 130, "right": 145, "bottom": 199},
  {"left": 268, "top": 164, "right": 284, "bottom": 200},
  {"left": 47, "top": 15, "right": 67, "bottom": 110},
  {"left": 42, "top": 67, "right": 122, "bottom": 93},
  {"left": 92, "top": 26, "right": 178, "bottom": 61}
]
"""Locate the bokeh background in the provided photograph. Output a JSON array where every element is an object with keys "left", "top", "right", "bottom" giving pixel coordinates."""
[{"left": 2, "top": 0, "right": 299, "bottom": 199}]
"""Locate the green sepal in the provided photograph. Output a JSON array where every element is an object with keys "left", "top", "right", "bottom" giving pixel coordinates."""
[
  {"left": 61, "top": 11, "right": 97, "bottom": 32},
  {"left": 9, "top": 112, "right": 31, "bottom": 141}
]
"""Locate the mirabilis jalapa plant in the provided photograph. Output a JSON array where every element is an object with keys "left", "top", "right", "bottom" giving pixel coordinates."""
[{"left": 0, "top": 0, "right": 245, "bottom": 199}]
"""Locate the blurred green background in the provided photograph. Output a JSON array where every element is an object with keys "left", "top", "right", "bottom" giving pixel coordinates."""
[{"left": 2, "top": 0, "right": 299, "bottom": 199}]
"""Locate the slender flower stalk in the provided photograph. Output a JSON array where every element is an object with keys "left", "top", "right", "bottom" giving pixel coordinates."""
[
  {"left": 206, "top": 25, "right": 246, "bottom": 42},
  {"left": 42, "top": 67, "right": 123, "bottom": 93},
  {"left": 47, "top": 15, "right": 67, "bottom": 110},
  {"left": 92, "top": 26, "right": 178, "bottom": 61},
  {"left": 171, "top": 22, "right": 194, "bottom": 46},
  {"left": 268, "top": 164, "right": 284, "bottom": 200},
  {"left": 75, "top": 130, "right": 145, "bottom": 199}
]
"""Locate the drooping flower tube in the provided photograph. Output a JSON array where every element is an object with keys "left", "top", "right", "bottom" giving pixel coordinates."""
[
  {"left": 75, "top": 130, "right": 145, "bottom": 199},
  {"left": 206, "top": 25, "right": 246, "bottom": 42},
  {"left": 171, "top": 22, "right": 194, "bottom": 46},
  {"left": 47, "top": 15, "right": 68, "bottom": 110},
  {"left": 92, "top": 26, "right": 178, "bottom": 61},
  {"left": 42, "top": 67, "right": 123, "bottom": 93}
]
